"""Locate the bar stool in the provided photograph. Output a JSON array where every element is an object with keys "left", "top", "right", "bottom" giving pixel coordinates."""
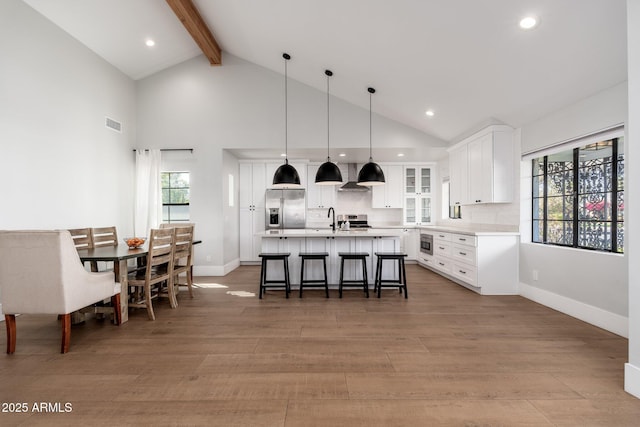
[
  {"left": 338, "top": 252, "right": 369, "bottom": 298},
  {"left": 298, "top": 252, "right": 330, "bottom": 298},
  {"left": 374, "top": 252, "right": 408, "bottom": 298},
  {"left": 258, "top": 253, "right": 291, "bottom": 299}
]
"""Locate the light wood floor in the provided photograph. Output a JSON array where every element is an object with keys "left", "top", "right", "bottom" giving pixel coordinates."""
[{"left": 1, "top": 264, "right": 639, "bottom": 426}]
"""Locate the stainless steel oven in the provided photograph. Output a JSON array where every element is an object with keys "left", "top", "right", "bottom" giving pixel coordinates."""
[{"left": 420, "top": 233, "right": 433, "bottom": 256}]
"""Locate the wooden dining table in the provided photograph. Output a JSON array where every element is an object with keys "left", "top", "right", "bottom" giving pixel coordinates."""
[
  {"left": 76, "top": 244, "right": 147, "bottom": 323},
  {"left": 76, "top": 240, "right": 201, "bottom": 323}
]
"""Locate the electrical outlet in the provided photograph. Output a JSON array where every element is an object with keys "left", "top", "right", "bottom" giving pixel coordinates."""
[
  {"left": 206, "top": 255, "right": 212, "bottom": 262},
  {"left": 532, "top": 269, "right": 539, "bottom": 281}
]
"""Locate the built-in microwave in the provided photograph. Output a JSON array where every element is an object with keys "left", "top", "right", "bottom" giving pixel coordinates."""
[{"left": 420, "top": 233, "right": 433, "bottom": 256}]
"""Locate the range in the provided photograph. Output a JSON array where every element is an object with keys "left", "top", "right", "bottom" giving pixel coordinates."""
[{"left": 337, "top": 214, "right": 371, "bottom": 230}]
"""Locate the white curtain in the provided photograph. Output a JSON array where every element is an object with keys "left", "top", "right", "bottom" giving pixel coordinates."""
[{"left": 134, "top": 149, "right": 162, "bottom": 236}]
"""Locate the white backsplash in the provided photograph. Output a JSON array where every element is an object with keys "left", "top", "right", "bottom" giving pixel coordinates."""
[{"left": 306, "top": 191, "right": 403, "bottom": 228}]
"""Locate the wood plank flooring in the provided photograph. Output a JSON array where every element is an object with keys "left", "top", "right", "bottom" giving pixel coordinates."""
[{"left": 1, "top": 264, "right": 639, "bottom": 426}]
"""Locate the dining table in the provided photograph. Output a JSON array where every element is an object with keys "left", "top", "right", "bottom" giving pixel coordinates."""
[
  {"left": 76, "top": 240, "right": 202, "bottom": 323},
  {"left": 76, "top": 244, "right": 147, "bottom": 323}
]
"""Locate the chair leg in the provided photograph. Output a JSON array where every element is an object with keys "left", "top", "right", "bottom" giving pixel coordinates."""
[
  {"left": 60, "top": 313, "right": 71, "bottom": 354},
  {"left": 339, "top": 257, "right": 345, "bottom": 298},
  {"left": 186, "top": 268, "right": 194, "bottom": 298},
  {"left": 5, "top": 315, "right": 16, "bottom": 354},
  {"left": 362, "top": 259, "right": 369, "bottom": 298},
  {"left": 111, "top": 294, "right": 122, "bottom": 326},
  {"left": 299, "top": 258, "right": 305, "bottom": 298},
  {"left": 284, "top": 258, "right": 290, "bottom": 298},
  {"left": 167, "top": 276, "right": 179, "bottom": 309},
  {"left": 376, "top": 257, "right": 382, "bottom": 298},
  {"left": 145, "top": 283, "right": 156, "bottom": 321},
  {"left": 323, "top": 257, "right": 329, "bottom": 298},
  {"left": 401, "top": 259, "right": 408, "bottom": 299}
]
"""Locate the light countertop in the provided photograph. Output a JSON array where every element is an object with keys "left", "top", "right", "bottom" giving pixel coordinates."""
[
  {"left": 257, "top": 228, "right": 403, "bottom": 237},
  {"left": 418, "top": 224, "right": 520, "bottom": 236}
]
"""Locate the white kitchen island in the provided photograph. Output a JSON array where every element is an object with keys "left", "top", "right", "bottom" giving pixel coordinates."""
[{"left": 257, "top": 229, "right": 402, "bottom": 287}]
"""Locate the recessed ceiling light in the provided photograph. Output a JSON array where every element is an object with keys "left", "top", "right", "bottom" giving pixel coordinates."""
[
  {"left": 339, "top": 153, "right": 346, "bottom": 157},
  {"left": 519, "top": 16, "right": 538, "bottom": 30},
  {"left": 397, "top": 153, "right": 405, "bottom": 157},
  {"left": 145, "top": 39, "right": 156, "bottom": 47},
  {"left": 425, "top": 110, "right": 435, "bottom": 117},
  {"left": 280, "top": 153, "right": 286, "bottom": 157}
]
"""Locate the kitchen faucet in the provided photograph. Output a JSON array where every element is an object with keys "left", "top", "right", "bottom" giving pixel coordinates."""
[{"left": 328, "top": 207, "right": 336, "bottom": 231}]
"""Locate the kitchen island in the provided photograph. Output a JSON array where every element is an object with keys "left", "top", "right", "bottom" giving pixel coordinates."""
[
  {"left": 257, "top": 229, "right": 402, "bottom": 287},
  {"left": 417, "top": 225, "right": 520, "bottom": 295}
]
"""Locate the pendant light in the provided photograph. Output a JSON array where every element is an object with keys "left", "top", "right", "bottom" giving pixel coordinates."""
[
  {"left": 272, "top": 53, "right": 301, "bottom": 187},
  {"left": 315, "top": 69, "right": 343, "bottom": 185},
  {"left": 357, "top": 87, "right": 385, "bottom": 186}
]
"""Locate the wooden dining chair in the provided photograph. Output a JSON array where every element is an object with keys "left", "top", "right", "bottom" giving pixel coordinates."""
[
  {"left": 160, "top": 223, "right": 195, "bottom": 299},
  {"left": 92, "top": 226, "right": 119, "bottom": 248},
  {"left": 127, "top": 228, "right": 175, "bottom": 320},
  {"left": 160, "top": 223, "right": 196, "bottom": 294}
]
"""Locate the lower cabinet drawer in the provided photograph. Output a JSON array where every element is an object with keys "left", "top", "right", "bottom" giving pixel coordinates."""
[
  {"left": 433, "top": 257, "right": 452, "bottom": 274},
  {"left": 451, "top": 244, "right": 476, "bottom": 266},
  {"left": 451, "top": 262, "right": 477, "bottom": 287},
  {"left": 419, "top": 254, "right": 435, "bottom": 268}
]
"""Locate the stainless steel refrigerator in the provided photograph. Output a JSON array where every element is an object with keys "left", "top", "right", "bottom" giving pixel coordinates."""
[{"left": 265, "top": 189, "right": 306, "bottom": 229}]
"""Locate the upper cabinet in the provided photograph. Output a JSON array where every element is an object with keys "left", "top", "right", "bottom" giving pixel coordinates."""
[
  {"left": 371, "top": 164, "right": 403, "bottom": 208},
  {"left": 306, "top": 164, "right": 337, "bottom": 209},
  {"left": 448, "top": 125, "right": 514, "bottom": 205},
  {"left": 239, "top": 162, "right": 267, "bottom": 208},
  {"left": 403, "top": 165, "right": 435, "bottom": 225}
]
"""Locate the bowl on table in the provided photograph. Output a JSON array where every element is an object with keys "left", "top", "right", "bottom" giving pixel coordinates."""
[{"left": 123, "top": 237, "right": 146, "bottom": 249}]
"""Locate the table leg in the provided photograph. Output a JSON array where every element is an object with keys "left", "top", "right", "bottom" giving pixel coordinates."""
[{"left": 116, "top": 259, "right": 129, "bottom": 323}]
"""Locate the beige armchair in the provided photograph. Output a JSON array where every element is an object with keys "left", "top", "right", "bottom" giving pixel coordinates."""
[{"left": 0, "top": 230, "right": 122, "bottom": 354}]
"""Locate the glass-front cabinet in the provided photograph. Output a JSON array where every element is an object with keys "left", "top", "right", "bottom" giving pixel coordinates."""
[{"left": 404, "top": 165, "right": 434, "bottom": 225}]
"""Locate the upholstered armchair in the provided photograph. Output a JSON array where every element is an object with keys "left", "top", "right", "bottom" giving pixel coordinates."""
[{"left": 0, "top": 230, "right": 122, "bottom": 354}]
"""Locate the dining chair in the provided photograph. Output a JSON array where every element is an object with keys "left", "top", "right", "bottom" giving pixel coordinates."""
[
  {"left": 0, "top": 230, "right": 121, "bottom": 354},
  {"left": 69, "top": 228, "right": 95, "bottom": 269},
  {"left": 92, "top": 226, "right": 119, "bottom": 248},
  {"left": 127, "top": 227, "right": 175, "bottom": 320},
  {"left": 160, "top": 223, "right": 195, "bottom": 299}
]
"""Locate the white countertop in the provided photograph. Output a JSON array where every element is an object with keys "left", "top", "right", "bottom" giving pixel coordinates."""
[
  {"left": 257, "top": 228, "right": 403, "bottom": 237},
  {"left": 417, "top": 224, "right": 520, "bottom": 236}
]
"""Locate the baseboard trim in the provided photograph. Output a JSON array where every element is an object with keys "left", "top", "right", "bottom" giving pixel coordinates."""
[
  {"left": 519, "top": 282, "right": 628, "bottom": 338},
  {"left": 625, "top": 363, "right": 640, "bottom": 398},
  {"left": 193, "top": 259, "right": 240, "bottom": 277}
]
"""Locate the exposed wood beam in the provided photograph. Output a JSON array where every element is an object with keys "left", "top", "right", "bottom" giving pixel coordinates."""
[{"left": 166, "top": 0, "right": 222, "bottom": 65}]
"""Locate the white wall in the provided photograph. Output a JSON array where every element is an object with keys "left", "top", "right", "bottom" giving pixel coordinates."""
[
  {"left": 135, "top": 53, "right": 446, "bottom": 273},
  {"left": 519, "top": 83, "right": 628, "bottom": 336},
  {"left": 625, "top": 0, "right": 640, "bottom": 399},
  {"left": 0, "top": 0, "right": 136, "bottom": 314},
  {"left": 0, "top": 0, "right": 136, "bottom": 231}
]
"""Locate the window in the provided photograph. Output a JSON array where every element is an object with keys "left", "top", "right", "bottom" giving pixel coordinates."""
[
  {"left": 161, "top": 172, "right": 190, "bottom": 223},
  {"left": 532, "top": 137, "right": 624, "bottom": 253}
]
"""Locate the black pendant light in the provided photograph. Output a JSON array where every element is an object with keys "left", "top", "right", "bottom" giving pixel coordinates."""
[
  {"left": 357, "top": 87, "right": 385, "bottom": 186},
  {"left": 272, "top": 53, "right": 301, "bottom": 187},
  {"left": 315, "top": 69, "right": 343, "bottom": 185}
]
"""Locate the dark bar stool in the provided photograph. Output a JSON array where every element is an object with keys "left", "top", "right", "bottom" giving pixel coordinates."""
[
  {"left": 374, "top": 252, "right": 408, "bottom": 298},
  {"left": 298, "top": 252, "right": 330, "bottom": 298},
  {"left": 338, "top": 252, "right": 369, "bottom": 298},
  {"left": 258, "top": 253, "right": 291, "bottom": 299}
]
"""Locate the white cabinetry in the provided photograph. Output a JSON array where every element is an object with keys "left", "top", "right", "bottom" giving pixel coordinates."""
[
  {"left": 401, "top": 228, "right": 418, "bottom": 261},
  {"left": 448, "top": 125, "right": 514, "bottom": 205},
  {"left": 371, "top": 164, "right": 403, "bottom": 208},
  {"left": 449, "top": 145, "right": 468, "bottom": 206},
  {"left": 404, "top": 165, "right": 434, "bottom": 225},
  {"left": 306, "top": 164, "right": 337, "bottom": 209},
  {"left": 239, "top": 162, "right": 267, "bottom": 262},
  {"left": 418, "top": 228, "right": 519, "bottom": 295}
]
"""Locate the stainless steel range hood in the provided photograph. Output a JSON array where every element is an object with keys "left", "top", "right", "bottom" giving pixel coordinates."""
[{"left": 338, "top": 163, "right": 370, "bottom": 192}]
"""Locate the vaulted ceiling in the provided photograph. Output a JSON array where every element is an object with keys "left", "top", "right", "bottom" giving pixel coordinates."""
[{"left": 22, "top": 0, "right": 627, "bottom": 143}]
